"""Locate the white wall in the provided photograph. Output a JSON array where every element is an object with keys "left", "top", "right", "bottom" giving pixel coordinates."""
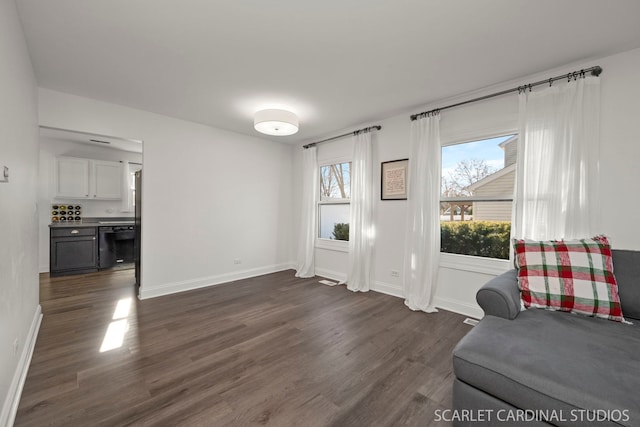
[
  {"left": 38, "top": 88, "right": 295, "bottom": 299},
  {"left": 38, "top": 138, "right": 143, "bottom": 272},
  {"left": 0, "top": 0, "right": 41, "bottom": 424},
  {"left": 297, "top": 47, "right": 640, "bottom": 318},
  {"left": 598, "top": 49, "right": 640, "bottom": 243}
]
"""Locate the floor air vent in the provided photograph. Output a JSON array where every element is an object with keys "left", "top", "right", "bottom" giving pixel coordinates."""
[
  {"left": 463, "top": 318, "right": 479, "bottom": 326},
  {"left": 319, "top": 279, "right": 339, "bottom": 286}
]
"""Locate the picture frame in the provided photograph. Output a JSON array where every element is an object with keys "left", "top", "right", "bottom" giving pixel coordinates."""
[{"left": 381, "top": 158, "right": 408, "bottom": 200}]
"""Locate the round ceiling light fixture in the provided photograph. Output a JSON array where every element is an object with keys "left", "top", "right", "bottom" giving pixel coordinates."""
[{"left": 254, "top": 109, "right": 299, "bottom": 136}]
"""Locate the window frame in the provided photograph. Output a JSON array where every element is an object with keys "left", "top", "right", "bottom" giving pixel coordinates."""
[
  {"left": 123, "top": 162, "right": 142, "bottom": 213},
  {"left": 439, "top": 133, "right": 517, "bottom": 262},
  {"left": 316, "top": 156, "right": 351, "bottom": 252}
]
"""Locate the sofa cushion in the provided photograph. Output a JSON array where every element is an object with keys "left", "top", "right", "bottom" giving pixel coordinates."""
[
  {"left": 453, "top": 310, "right": 640, "bottom": 426},
  {"left": 514, "top": 236, "right": 624, "bottom": 322},
  {"left": 612, "top": 250, "right": 640, "bottom": 321}
]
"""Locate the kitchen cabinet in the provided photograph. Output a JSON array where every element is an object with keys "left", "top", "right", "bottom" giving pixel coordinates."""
[
  {"left": 55, "top": 156, "right": 122, "bottom": 199},
  {"left": 55, "top": 156, "right": 90, "bottom": 198},
  {"left": 50, "top": 227, "right": 98, "bottom": 276},
  {"left": 92, "top": 160, "right": 122, "bottom": 199}
]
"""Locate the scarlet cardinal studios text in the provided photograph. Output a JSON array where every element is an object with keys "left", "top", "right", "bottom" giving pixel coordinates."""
[{"left": 433, "top": 409, "right": 630, "bottom": 423}]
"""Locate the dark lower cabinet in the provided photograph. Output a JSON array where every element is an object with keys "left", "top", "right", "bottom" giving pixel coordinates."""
[{"left": 50, "top": 227, "right": 98, "bottom": 276}]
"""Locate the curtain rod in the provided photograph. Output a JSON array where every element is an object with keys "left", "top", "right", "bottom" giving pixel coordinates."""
[
  {"left": 303, "top": 125, "right": 382, "bottom": 149},
  {"left": 410, "top": 66, "right": 602, "bottom": 121}
]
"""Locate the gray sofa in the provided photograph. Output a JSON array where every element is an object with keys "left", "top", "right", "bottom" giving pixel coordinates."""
[{"left": 452, "top": 249, "right": 640, "bottom": 427}]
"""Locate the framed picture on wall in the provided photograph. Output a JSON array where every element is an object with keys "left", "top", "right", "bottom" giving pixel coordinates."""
[{"left": 381, "top": 159, "right": 408, "bottom": 200}]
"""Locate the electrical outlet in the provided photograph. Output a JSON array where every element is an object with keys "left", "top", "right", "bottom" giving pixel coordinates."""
[
  {"left": 233, "top": 258, "right": 242, "bottom": 265},
  {"left": 390, "top": 270, "right": 400, "bottom": 278},
  {"left": 12, "top": 338, "right": 18, "bottom": 356}
]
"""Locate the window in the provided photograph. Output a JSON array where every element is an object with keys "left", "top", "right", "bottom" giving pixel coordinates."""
[
  {"left": 440, "top": 134, "right": 517, "bottom": 260},
  {"left": 124, "top": 163, "right": 142, "bottom": 212},
  {"left": 318, "top": 161, "right": 351, "bottom": 241}
]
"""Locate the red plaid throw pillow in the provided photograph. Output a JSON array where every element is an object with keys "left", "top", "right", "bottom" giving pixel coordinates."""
[{"left": 513, "top": 235, "right": 625, "bottom": 322}]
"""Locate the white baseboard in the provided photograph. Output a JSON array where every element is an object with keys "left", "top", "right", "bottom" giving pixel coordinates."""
[
  {"left": 371, "top": 281, "right": 404, "bottom": 298},
  {"left": 1, "top": 304, "right": 42, "bottom": 427},
  {"left": 434, "top": 296, "right": 483, "bottom": 319},
  {"left": 149, "top": 263, "right": 480, "bottom": 319},
  {"left": 314, "top": 268, "right": 404, "bottom": 299},
  {"left": 314, "top": 267, "right": 346, "bottom": 283},
  {"left": 139, "top": 263, "right": 294, "bottom": 300}
]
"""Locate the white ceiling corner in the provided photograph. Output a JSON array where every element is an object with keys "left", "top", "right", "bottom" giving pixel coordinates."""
[{"left": 39, "top": 126, "right": 143, "bottom": 153}]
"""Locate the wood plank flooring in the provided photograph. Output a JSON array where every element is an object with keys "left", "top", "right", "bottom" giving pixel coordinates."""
[{"left": 15, "top": 269, "right": 472, "bottom": 426}]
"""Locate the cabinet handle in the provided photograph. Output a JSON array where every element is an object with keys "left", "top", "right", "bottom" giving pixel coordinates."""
[{"left": 71, "top": 229, "right": 79, "bottom": 234}]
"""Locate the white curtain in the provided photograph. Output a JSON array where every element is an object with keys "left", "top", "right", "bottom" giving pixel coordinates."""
[
  {"left": 295, "top": 146, "right": 318, "bottom": 277},
  {"left": 514, "top": 77, "right": 600, "bottom": 240},
  {"left": 403, "top": 114, "right": 441, "bottom": 313},
  {"left": 346, "top": 131, "right": 374, "bottom": 292}
]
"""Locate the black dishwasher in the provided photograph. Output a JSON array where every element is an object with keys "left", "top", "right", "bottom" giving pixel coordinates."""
[{"left": 98, "top": 226, "right": 135, "bottom": 269}]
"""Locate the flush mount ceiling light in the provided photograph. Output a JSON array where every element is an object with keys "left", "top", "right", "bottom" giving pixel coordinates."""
[{"left": 254, "top": 109, "right": 299, "bottom": 136}]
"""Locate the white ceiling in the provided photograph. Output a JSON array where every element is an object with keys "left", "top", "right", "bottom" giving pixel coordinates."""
[{"left": 16, "top": 0, "right": 640, "bottom": 144}]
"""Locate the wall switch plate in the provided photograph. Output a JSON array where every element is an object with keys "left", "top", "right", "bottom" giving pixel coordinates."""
[
  {"left": 390, "top": 270, "right": 400, "bottom": 278},
  {"left": 233, "top": 258, "right": 242, "bottom": 265},
  {"left": 0, "top": 166, "right": 8, "bottom": 183}
]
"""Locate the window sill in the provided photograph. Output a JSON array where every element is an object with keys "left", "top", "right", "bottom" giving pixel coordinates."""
[
  {"left": 439, "top": 252, "right": 511, "bottom": 275},
  {"left": 315, "top": 238, "right": 349, "bottom": 253}
]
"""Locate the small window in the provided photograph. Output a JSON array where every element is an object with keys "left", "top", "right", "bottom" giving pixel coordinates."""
[
  {"left": 440, "top": 135, "right": 516, "bottom": 260},
  {"left": 126, "top": 163, "right": 142, "bottom": 212},
  {"left": 318, "top": 162, "right": 351, "bottom": 241}
]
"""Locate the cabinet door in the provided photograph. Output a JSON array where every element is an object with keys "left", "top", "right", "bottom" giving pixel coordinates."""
[
  {"left": 56, "top": 157, "right": 90, "bottom": 198},
  {"left": 92, "top": 160, "right": 122, "bottom": 199},
  {"left": 50, "top": 236, "right": 98, "bottom": 272}
]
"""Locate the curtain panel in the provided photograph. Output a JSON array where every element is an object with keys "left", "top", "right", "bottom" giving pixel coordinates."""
[
  {"left": 295, "top": 146, "right": 318, "bottom": 278},
  {"left": 346, "top": 131, "right": 374, "bottom": 292},
  {"left": 403, "top": 115, "right": 441, "bottom": 313},
  {"left": 515, "top": 77, "right": 601, "bottom": 240}
]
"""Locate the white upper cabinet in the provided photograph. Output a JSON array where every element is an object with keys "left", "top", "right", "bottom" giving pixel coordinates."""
[
  {"left": 92, "top": 160, "right": 122, "bottom": 199},
  {"left": 56, "top": 157, "right": 90, "bottom": 198},
  {"left": 55, "top": 157, "right": 122, "bottom": 200}
]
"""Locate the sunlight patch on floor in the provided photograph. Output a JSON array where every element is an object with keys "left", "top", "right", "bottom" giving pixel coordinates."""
[
  {"left": 100, "top": 297, "right": 132, "bottom": 352},
  {"left": 112, "top": 297, "right": 132, "bottom": 320}
]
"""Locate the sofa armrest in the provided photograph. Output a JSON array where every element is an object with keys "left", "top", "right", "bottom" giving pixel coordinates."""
[{"left": 476, "top": 269, "right": 521, "bottom": 320}]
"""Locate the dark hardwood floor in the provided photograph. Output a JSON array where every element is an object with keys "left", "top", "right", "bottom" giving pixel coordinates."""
[{"left": 15, "top": 269, "right": 472, "bottom": 426}]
